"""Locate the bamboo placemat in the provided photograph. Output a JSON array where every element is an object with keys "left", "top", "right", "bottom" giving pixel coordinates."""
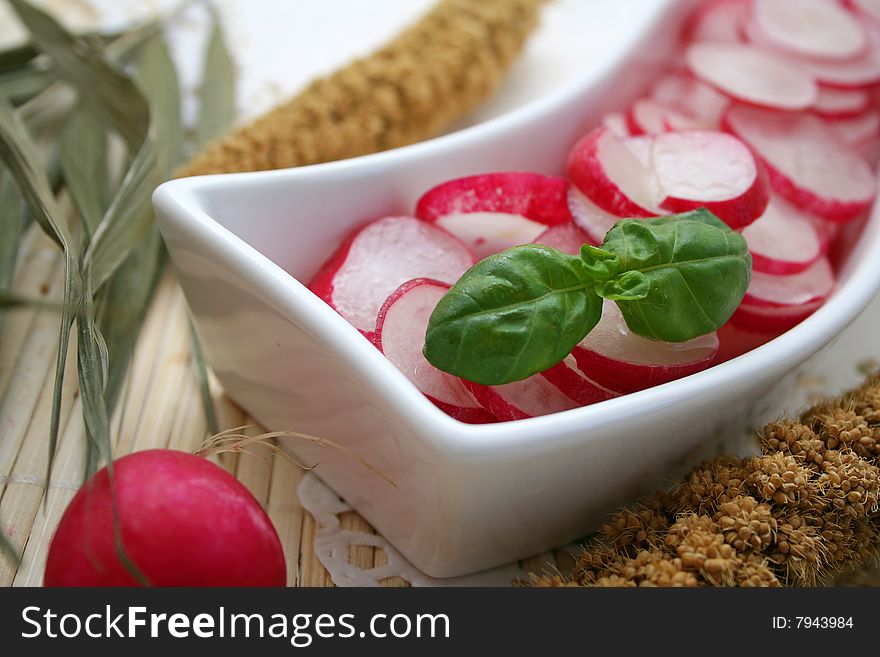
[{"left": 0, "top": 224, "right": 562, "bottom": 587}]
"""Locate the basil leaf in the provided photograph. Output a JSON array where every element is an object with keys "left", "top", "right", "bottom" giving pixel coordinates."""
[
  {"left": 424, "top": 245, "right": 602, "bottom": 385},
  {"left": 599, "top": 209, "right": 751, "bottom": 342}
]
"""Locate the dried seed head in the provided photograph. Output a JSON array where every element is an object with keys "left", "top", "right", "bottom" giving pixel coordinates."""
[
  {"left": 816, "top": 450, "right": 880, "bottom": 519},
  {"left": 597, "top": 502, "right": 670, "bottom": 554},
  {"left": 573, "top": 544, "right": 621, "bottom": 585},
  {"left": 735, "top": 553, "right": 781, "bottom": 587},
  {"left": 666, "top": 515, "right": 740, "bottom": 584},
  {"left": 761, "top": 420, "right": 827, "bottom": 470},
  {"left": 670, "top": 456, "right": 749, "bottom": 515},
  {"left": 770, "top": 511, "right": 827, "bottom": 586},
  {"left": 804, "top": 406, "right": 874, "bottom": 452},
  {"left": 747, "top": 453, "right": 815, "bottom": 505},
  {"left": 611, "top": 550, "right": 701, "bottom": 587},
  {"left": 715, "top": 496, "right": 777, "bottom": 553},
  {"left": 592, "top": 574, "right": 638, "bottom": 587}
]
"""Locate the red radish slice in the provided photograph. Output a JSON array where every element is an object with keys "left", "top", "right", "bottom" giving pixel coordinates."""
[
  {"left": 743, "top": 255, "right": 835, "bottom": 308},
  {"left": 651, "top": 130, "right": 769, "bottom": 228},
  {"left": 651, "top": 73, "right": 730, "bottom": 127},
  {"left": 847, "top": 0, "right": 880, "bottom": 25},
  {"left": 603, "top": 112, "right": 631, "bottom": 138},
  {"left": 566, "top": 127, "right": 664, "bottom": 217},
  {"left": 533, "top": 221, "right": 592, "bottom": 253},
  {"left": 684, "top": 0, "right": 752, "bottom": 44},
  {"left": 813, "top": 86, "right": 871, "bottom": 119},
  {"left": 685, "top": 42, "right": 818, "bottom": 111},
  {"left": 715, "top": 322, "right": 778, "bottom": 362},
  {"left": 796, "top": 32, "right": 880, "bottom": 88},
  {"left": 308, "top": 216, "right": 474, "bottom": 333},
  {"left": 414, "top": 173, "right": 572, "bottom": 259},
  {"left": 375, "top": 279, "right": 494, "bottom": 424},
  {"left": 571, "top": 302, "right": 719, "bottom": 395},
  {"left": 742, "top": 196, "right": 826, "bottom": 274},
  {"left": 567, "top": 187, "right": 623, "bottom": 245},
  {"left": 752, "top": 0, "right": 867, "bottom": 61},
  {"left": 828, "top": 110, "right": 880, "bottom": 146},
  {"left": 626, "top": 98, "right": 702, "bottom": 135},
  {"left": 540, "top": 355, "right": 618, "bottom": 407},
  {"left": 463, "top": 375, "right": 580, "bottom": 422},
  {"left": 723, "top": 104, "right": 877, "bottom": 223},
  {"left": 731, "top": 298, "right": 826, "bottom": 333}
]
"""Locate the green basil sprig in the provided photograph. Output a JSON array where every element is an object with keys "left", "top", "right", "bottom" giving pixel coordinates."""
[{"left": 423, "top": 208, "right": 751, "bottom": 385}]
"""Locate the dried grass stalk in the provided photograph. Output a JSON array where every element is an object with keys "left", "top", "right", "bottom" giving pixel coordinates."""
[{"left": 178, "top": 0, "right": 547, "bottom": 176}]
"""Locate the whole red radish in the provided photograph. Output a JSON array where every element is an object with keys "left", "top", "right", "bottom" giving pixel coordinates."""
[{"left": 44, "top": 450, "right": 286, "bottom": 587}]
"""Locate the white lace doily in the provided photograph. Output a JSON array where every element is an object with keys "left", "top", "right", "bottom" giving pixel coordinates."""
[{"left": 297, "top": 474, "right": 554, "bottom": 587}]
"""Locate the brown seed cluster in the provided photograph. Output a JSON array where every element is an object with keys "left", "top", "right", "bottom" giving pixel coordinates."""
[
  {"left": 530, "top": 372, "right": 880, "bottom": 587},
  {"left": 179, "top": 0, "right": 547, "bottom": 177}
]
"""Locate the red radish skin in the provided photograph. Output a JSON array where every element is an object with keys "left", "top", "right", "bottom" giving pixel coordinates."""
[
  {"left": 752, "top": 0, "right": 867, "bottom": 61},
  {"left": 651, "top": 130, "right": 769, "bottom": 228},
  {"left": 44, "top": 450, "right": 286, "bottom": 587},
  {"left": 828, "top": 110, "right": 880, "bottom": 146},
  {"left": 463, "top": 374, "right": 580, "bottom": 422},
  {"left": 571, "top": 302, "right": 719, "bottom": 395},
  {"left": 683, "top": 0, "right": 752, "bottom": 44},
  {"left": 533, "top": 221, "right": 593, "bottom": 253},
  {"left": 566, "top": 127, "right": 664, "bottom": 218},
  {"left": 847, "top": 0, "right": 880, "bottom": 25},
  {"left": 414, "top": 172, "right": 572, "bottom": 258},
  {"left": 651, "top": 73, "right": 730, "bottom": 127},
  {"left": 723, "top": 104, "right": 877, "bottom": 223},
  {"left": 715, "top": 322, "right": 778, "bottom": 362},
  {"left": 813, "top": 86, "right": 871, "bottom": 119},
  {"left": 685, "top": 42, "right": 818, "bottom": 111},
  {"left": 566, "top": 187, "right": 623, "bottom": 245},
  {"left": 540, "top": 355, "right": 618, "bottom": 407},
  {"left": 308, "top": 216, "right": 474, "bottom": 333},
  {"left": 375, "top": 279, "right": 495, "bottom": 424},
  {"left": 742, "top": 195, "right": 826, "bottom": 275},
  {"left": 731, "top": 298, "right": 826, "bottom": 333}
]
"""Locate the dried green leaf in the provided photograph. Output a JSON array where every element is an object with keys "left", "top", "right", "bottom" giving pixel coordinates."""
[
  {"left": 0, "top": 42, "right": 38, "bottom": 70},
  {"left": 189, "top": 316, "right": 218, "bottom": 435},
  {"left": 135, "top": 31, "right": 182, "bottom": 178},
  {"left": 60, "top": 103, "right": 107, "bottom": 237},
  {"left": 195, "top": 10, "right": 236, "bottom": 147},
  {"left": 0, "top": 64, "right": 53, "bottom": 105},
  {"left": 0, "top": 169, "right": 25, "bottom": 317},
  {"left": 0, "top": 531, "right": 19, "bottom": 568},
  {"left": 0, "top": 288, "right": 57, "bottom": 309},
  {"left": 0, "top": 97, "right": 81, "bottom": 475}
]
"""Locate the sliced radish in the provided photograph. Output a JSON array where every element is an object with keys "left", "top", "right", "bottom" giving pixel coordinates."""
[
  {"left": 375, "top": 279, "right": 494, "bottom": 424},
  {"left": 723, "top": 104, "right": 877, "bottom": 223},
  {"left": 743, "top": 255, "right": 835, "bottom": 308},
  {"left": 847, "top": 0, "right": 880, "bottom": 25},
  {"left": 540, "top": 355, "right": 618, "bottom": 407},
  {"left": 567, "top": 186, "right": 623, "bottom": 245},
  {"left": 414, "top": 172, "right": 572, "bottom": 259},
  {"left": 533, "top": 221, "right": 592, "bottom": 253},
  {"left": 683, "top": 0, "right": 752, "bottom": 44},
  {"left": 812, "top": 86, "right": 871, "bottom": 119},
  {"left": 731, "top": 298, "right": 826, "bottom": 333},
  {"left": 795, "top": 32, "right": 880, "bottom": 88},
  {"left": 651, "top": 130, "right": 769, "bottom": 228},
  {"left": 742, "top": 195, "right": 826, "bottom": 274},
  {"left": 603, "top": 112, "right": 631, "bottom": 138},
  {"left": 651, "top": 73, "right": 730, "bottom": 127},
  {"left": 308, "top": 216, "right": 474, "bottom": 333},
  {"left": 715, "top": 322, "right": 778, "bottom": 362},
  {"left": 828, "top": 110, "right": 880, "bottom": 146},
  {"left": 685, "top": 42, "right": 818, "bottom": 111},
  {"left": 570, "top": 302, "right": 719, "bottom": 395},
  {"left": 566, "top": 126, "right": 664, "bottom": 217},
  {"left": 463, "top": 375, "right": 580, "bottom": 422},
  {"left": 626, "top": 98, "right": 703, "bottom": 135},
  {"left": 752, "top": 0, "right": 867, "bottom": 61}
]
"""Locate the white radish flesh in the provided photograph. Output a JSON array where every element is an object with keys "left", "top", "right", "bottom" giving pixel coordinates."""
[
  {"left": 540, "top": 355, "right": 617, "bottom": 407},
  {"left": 847, "top": 0, "right": 880, "bottom": 25},
  {"left": 813, "top": 86, "right": 871, "bottom": 119},
  {"left": 572, "top": 302, "right": 718, "bottom": 394},
  {"left": 627, "top": 98, "right": 702, "bottom": 135},
  {"left": 533, "top": 221, "right": 593, "bottom": 253},
  {"left": 730, "top": 298, "right": 826, "bottom": 333},
  {"left": 375, "top": 279, "right": 493, "bottom": 423},
  {"left": 752, "top": 0, "right": 867, "bottom": 61},
  {"left": 684, "top": 0, "right": 752, "bottom": 44},
  {"left": 651, "top": 73, "right": 730, "bottom": 127},
  {"left": 308, "top": 216, "right": 474, "bottom": 333},
  {"left": 743, "top": 255, "right": 835, "bottom": 307},
  {"left": 742, "top": 196, "right": 825, "bottom": 274},
  {"left": 686, "top": 42, "right": 818, "bottom": 111},
  {"left": 651, "top": 130, "right": 769, "bottom": 228},
  {"left": 567, "top": 187, "right": 623, "bottom": 245},
  {"left": 829, "top": 110, "right": 880, "bottom": 146},
  {"left": 566, "top": 127, "right": 665, "bottom": 217},
  {"left": 724, "top": 104, "right": 877, "bottom": 223},
  {"left": 797, "top": 32, "right": 880, "bottom": 88}
]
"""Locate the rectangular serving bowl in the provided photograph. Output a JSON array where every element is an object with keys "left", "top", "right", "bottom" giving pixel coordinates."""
[{"left": 154, "top": 0, "right": 880, "bottom": 577}]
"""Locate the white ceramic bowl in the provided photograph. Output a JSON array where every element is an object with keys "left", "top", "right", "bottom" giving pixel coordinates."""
[{"left": 154, "top": 0, "right": 880, "bottom": 577}]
